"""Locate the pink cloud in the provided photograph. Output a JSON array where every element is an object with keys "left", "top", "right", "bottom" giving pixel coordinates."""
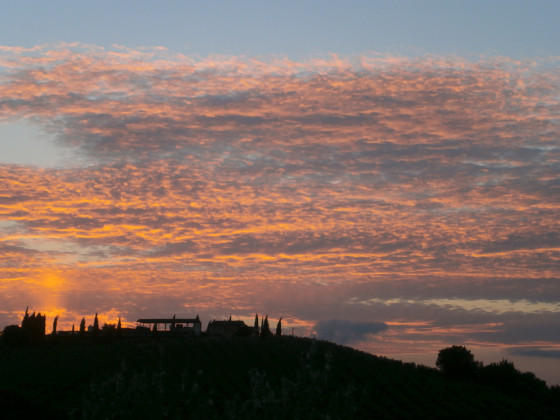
[{"left": 1, "top": 45, "right": 559, "bottom": 380}]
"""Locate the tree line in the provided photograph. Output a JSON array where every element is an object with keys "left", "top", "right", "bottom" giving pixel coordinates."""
[
  {"left": 254, "top": 313, "right": 282, "bottom": 337},
  {"left": 436, "top": 345, "right": 560, "bottom": 402},
  {"left": 0, "top": 308, "right": 123, "bottom": 345}
]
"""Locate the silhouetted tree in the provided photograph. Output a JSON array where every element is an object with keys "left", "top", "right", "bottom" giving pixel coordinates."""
[
  {"left": 276, "top": 317, "right": 282, "bottom": 336},
  {"left": 102, "top": 323, "right": 116, "bottom": 338},
  {"left": 2, "top": 325, "right": 26, "bottom": 346},
  {"left": 52, "top": 315, "right": 59, "bottom": 336},
  {"left": 20, "top": 308, "right": 46, "bottom": 342},
  {"left": 117, "top": 317, "right": 122, "bottom": 336},
  {"left": 37, "top": 312, "right": 46, "bottom": 337},
  {"left": 261, "top": 315, "right": 271, "bottom": 338},
  {"left": 254, "top": 313, "right": 259, "bottom": 335},
  {"left": 79, "top": 318, "right": 86, "bottom": 336},
  {"left": 71, "top": 323, "right": 75, "bottom": 335},
  {"left": 22, "top": 306, "right": 29, "bottom": 325},
  {"left": 436, "top": 345, "right": 479, "bottom": 380},
  {"left": 92, "top": 313, "right": 99, "bottom": 338},
  {"left": 479, "top": 359, "right": 548, "bottom": 399}
]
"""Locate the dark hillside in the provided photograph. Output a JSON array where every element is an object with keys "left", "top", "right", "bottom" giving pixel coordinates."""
[{"left": 0, "top": 336, "right": 557, "bottom": 419}]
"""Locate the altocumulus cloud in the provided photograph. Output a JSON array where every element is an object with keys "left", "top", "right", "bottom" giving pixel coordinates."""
[
  {"left": 315, "top": 319, "right": 388, "bottom": 344},
  {"left": 0, "top": 44, "right": 559, "bottom": 372}
]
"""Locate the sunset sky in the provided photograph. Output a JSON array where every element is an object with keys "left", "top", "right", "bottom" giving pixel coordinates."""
[{"left": 1, "top": 1, "right": 560, "bottom": 384}]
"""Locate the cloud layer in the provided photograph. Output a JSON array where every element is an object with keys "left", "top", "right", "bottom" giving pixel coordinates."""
[
  {"left": 315, "top": 319, "right": 388, "bottom": 344},
  {"left": 1, "top": 45, "right": 559, "bottom": 379}
]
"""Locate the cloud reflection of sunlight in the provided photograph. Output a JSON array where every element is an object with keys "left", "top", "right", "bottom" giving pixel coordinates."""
[{"left": 350, "top": 297, "right": 560, "bottom": 314}]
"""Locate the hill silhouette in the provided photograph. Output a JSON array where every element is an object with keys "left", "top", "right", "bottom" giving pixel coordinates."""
[{"left": 0, "top": 336, "right": 558, "bottom": 419}]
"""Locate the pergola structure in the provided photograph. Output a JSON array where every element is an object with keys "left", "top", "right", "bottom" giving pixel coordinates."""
[{"left": 136, "top": 315, "right": 201, "bottom": 335}]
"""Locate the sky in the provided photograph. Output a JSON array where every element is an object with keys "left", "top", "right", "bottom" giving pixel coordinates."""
[{"left": 1, "top": 1, "right": 560, "bottom": 384}]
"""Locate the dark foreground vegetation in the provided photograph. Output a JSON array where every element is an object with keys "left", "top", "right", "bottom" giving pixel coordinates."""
[{"left": 0, "top": 336, "right": 559, "bottom": 419}]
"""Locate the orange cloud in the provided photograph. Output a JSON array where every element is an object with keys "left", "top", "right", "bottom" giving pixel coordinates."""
[{"left": 1, "top": 45, "right": 559, "bottom": 373}]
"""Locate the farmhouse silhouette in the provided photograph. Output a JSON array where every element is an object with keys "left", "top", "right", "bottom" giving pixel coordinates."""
[{"left": 1, "top": 308, "right": 281, "bottom": 343}]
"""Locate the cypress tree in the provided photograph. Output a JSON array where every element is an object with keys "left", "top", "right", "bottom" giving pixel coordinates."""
[
  {"left": 21, "top": 307, "right": 30, "bottom": 341},
  {"left": 39, "top": 313, "right": 46, "bottom": 336},
  {"left": 254, "top": 313, "right": 259, "bottom": 335},
  {"left": 29, "top": 311, "right": 36, "bottom": 338},
  {"left": 28, "top": 311, "right": 35, "bottom": 341},
  {"left": 52, "top": 315, "right": 59, "bottom": 336},
  {"left": 261, "top": 315, "right": 271, "bottom": 338},
  {"left": 19, "top": 309, "right": 47, "bottom": 342},
  {"left": 92, "top": 313, "right": 99, "bottom": 338},
  {"left": 117, "top": 317, "right": 122, "bottom": 336},
  {"left": 275, "top": 316, "right": 282, "bottom": 336},
  {"left": 79, "top": 318, "right": 86, "bottom": 336},
  {"left": 22, "top": 306, "right": 29, "bottom": 327}
]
